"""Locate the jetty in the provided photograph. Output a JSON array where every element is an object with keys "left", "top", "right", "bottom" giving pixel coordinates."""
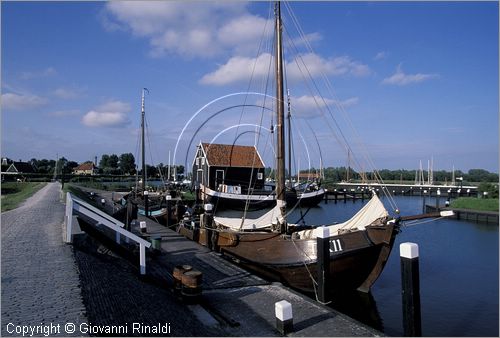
[
  {"left": 66, "top": 187, "right": 383, "bottom": 336},
  {"left": 332, "top": 182, "right": 478, "bottom": 199}
]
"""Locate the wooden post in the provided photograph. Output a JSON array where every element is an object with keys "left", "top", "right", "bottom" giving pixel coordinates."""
[
  {"left": 144, "top": 190, "right": 149, "bottom": 217},
  {"left": 275, "top": 300, "right": 293, "bottom": 335},
  {"left": 400, "top": 242, "right": 422, "bottom": 337},
  {"left": 316, "top": 226, "right": 331, "bottom": 304},
  {"left": 65, "top": 193, "right": 74, "bottom": 243},
  {"left": 139, "top": 243, "right": 146, "bottom": 275},
  {"left": 140, "top": 221, "right": 147, "bottom": 233}
]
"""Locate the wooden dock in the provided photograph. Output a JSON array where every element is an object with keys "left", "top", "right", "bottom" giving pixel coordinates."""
[
  {"left": 425, "top": 204, "right": 499, "bottom": 224},
  {"left": 71, "top": 188, "right": 384, "bottom": 336},
  {"left": 334, "top": 182, "right": 479, "bottom": 198}
]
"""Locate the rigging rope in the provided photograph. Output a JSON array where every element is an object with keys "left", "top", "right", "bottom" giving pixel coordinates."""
[{"left": 282, "top": 1, "right": 399, "bottom": 213}]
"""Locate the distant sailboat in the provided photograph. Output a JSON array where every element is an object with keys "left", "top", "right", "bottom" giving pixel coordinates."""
[{"left": 125, "top": 89, "right": 169, "bottom": 222}]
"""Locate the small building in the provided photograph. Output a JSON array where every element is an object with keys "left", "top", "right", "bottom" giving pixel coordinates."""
[
  {"left": 73, "top": 162, "right": 98, "bottom": 176},
  {"left": 192, "top": 142, "right": 266, "bottom": 192},
  {"left": 6, "top": 161, "right": 37, "bottom": 174}
]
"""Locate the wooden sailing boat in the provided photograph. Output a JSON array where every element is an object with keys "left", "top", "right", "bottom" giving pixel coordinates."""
[
  {"left": 179, "top": 2, "right": 400, "bottom": 295},
  {"left": 125, "top": 89, "right": 169, "bottom": 223}
]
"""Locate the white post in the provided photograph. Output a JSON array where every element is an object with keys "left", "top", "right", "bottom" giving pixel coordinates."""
[
  {"left": 139, "top": 243, "right": 146, "bottom": 275},
  {"left": 275, "top": 300, "right": 293, "bottom": 334},
  {"left": 65, "top": 193, "right": 74, "bottom": 243}
]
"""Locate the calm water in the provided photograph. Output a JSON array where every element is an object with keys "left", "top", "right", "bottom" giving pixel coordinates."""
[{"left": 289, "top": 196, "right": 499, "bottom": 337}]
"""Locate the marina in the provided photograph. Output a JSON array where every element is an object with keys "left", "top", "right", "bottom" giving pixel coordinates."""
[
  {"left": 62, "top": 185, "right": 498, "bottom": 336},
  {"left": 1, "top": 1, "right": 498, "bottom": 337}
]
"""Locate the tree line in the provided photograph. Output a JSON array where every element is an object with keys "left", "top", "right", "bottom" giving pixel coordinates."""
[{"left": 2, "top": 154, "right": 185, "bottom": 179}]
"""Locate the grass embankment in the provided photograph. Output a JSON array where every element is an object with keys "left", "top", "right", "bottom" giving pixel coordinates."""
[
  {"left": 450, "top": 197, "right": 499, "bottom": 212},
  {"left": 1, "top": 182, "right": 47, "bottom": 212}
]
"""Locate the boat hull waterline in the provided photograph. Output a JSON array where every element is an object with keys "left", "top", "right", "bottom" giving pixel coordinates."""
[{"left": 179, "top": 222, "right": 398, "bottom": 293}]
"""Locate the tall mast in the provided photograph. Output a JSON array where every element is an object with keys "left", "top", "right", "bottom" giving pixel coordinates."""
[
  {"left": 287, "top": 89, "right": 292, "bottom": 188},
  {"left": 274, "top": 1, "right": 286, "bottom": 228},
  {"left": 141, "top": 88, "right": 148, "bottom": 191}
]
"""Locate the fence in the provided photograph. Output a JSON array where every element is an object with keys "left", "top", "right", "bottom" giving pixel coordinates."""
[{"left": 64, "top": 192, "right": 151, "bottom": 274}]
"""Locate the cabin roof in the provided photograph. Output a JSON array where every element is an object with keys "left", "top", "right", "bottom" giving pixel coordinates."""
[
  {"left": 201, "top": 143, "right": 265, "bottom": 168},
  {"left": 74, "top": 162, "right": 96, "bottom": 171},
  {"left": 7, "top": 161, "right": 36, "bottom": 173}
]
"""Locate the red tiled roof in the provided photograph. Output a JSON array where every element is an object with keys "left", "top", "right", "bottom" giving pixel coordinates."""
[
  {"left": 75, "top": 162, "right": 95, "bottom": 171},
  {"left": 201, "top": 143, "right": 264, "bottom": 168}
]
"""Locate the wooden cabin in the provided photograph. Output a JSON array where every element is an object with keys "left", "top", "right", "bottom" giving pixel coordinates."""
[
  {"left": 6, "top": 161, "right": 37, "bottom": 174},
  {"left": 73, "top": 162, "right": 98, "bottom": 176},
  {"left": 192, "top": 142, "right": 266, "bottom": 193}
]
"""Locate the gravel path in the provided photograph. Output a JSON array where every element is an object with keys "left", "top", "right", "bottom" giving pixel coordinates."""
[{"left": 1, "top": 182, "right": 87, "bottom": 336}]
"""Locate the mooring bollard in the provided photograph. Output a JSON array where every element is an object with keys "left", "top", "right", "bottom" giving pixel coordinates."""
[
  {"left": 181, "top": 270, "right": 203, "bottom": 304},
  {"left": 316, "top": 226, "right": 331, "bottom": 304},
  {"left": 151, "top": 236, "right": 161, "bottom": 251},
  {"left": 140, "top": 221, "right": 147, "bottom": 233},
  {"left": 173, "top": 265, "right": 192, "bottom": 296},
  {"left": 400, "top": 242, "right": 422, "bottom": 337},
  {"left": 275, "top": 300, "right": 293, "bottom": 335}
]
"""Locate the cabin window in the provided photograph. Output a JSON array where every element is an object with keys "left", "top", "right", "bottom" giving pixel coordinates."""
[
  {"left": 257, "top": 172, "right": 263, "bottom": 180},
  {"left": 202, "top": 157, "right": 205, "bottom": 165}
]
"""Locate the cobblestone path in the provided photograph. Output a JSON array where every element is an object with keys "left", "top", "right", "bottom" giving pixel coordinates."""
[{"left": 1, "top": 182, "right": 87, "bottom": 336}]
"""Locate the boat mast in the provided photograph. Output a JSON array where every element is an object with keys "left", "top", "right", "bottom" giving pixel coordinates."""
[
  {"left": 287, "top": 89, "right": 292, "bottom": 188},
  {"left": 141, "top": 88, "right": 148, "bottom": 192},
  {"left": 274, "top": 1, "right": 287, "bottom": 230}
]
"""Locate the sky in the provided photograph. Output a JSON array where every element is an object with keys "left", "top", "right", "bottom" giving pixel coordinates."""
[{"left": 1, "top": 1, "right": 498, "bottom": 174}]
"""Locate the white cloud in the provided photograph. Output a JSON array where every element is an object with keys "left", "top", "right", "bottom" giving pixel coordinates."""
[
  {"left": 291, "top": 95, "right": 359, "bottom": 118},
  {"left": 47, "top": 109, "right": 80, "bottom": 117},
  {"left": 200, "top": 53, "right": 273, "bottom": 85},
  {"left": 81, "top": 100, "right": 131, "bottom": 127},
  {"left": 20, "top": 67, "right": 57, "bottom": 80},
  {"left": 374, "top": 51, "right": 387, "bottom": 60},
  {"left": 382, "top": 65, "right": 439, "bottom": 85},
  {"left": 53, "top": 87, "right": 83, "bottom": 99},
  {"left": 290, "top": 32, "right": 323, "bottom": 48},
  {"left": 201, "top": 52, "right": 371, "bottom": 86},
  {"left": 1, "top": 92, "right": 49, "bottom": 111},
  {"left": 287, "top": 53, "right": 371, "bottom": 79},
  {"left": 104, "top": 1, "right": 264, "bottom": 58}
]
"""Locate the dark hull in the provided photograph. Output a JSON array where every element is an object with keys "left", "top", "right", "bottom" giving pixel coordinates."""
[{"left": 181, "top": 223, "right": 398, "bottom": 293}]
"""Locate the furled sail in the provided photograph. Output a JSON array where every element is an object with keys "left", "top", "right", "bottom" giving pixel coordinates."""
[
  {"left": 295, "top": 193, "right": 389, "bottom": 239},
  {"left": 213, "top": 203, "right": 285, "bottom": 230}
]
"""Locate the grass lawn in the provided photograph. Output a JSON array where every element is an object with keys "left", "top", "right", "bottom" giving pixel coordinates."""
[
  {"left": 450, "top": 197, "right": 499, "bottom": 212},
  {"left": 1, "top": 182, "right": 47, "bottom": 212}
]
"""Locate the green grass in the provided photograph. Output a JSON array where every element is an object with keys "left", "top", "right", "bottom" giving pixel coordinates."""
[
  {"left": 1, "top": 182, "right": 47, "bottom": 212},
  {"left": 450, "top": 197, "right": 499, "bottom": 212}
]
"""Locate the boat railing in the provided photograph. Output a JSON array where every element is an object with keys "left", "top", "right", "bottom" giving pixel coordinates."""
[{"left": 64, "top": 192, "right": 151, "bottom": 274}]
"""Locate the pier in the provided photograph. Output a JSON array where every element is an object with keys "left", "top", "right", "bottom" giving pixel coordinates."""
[
  {"left": 332, "top": 182, "right": 478, "bottom": 199},
  {"left": 64, "top": 186, "right": 383, "bottom": 336}
]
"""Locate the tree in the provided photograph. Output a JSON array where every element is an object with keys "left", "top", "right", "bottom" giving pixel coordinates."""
[
  {"left": 119, "top": 153, "right": 136, "bottom": 175},
  {"left": 99, "top": 155, "right": 110, "bottom": 169},
  {"left": 108, "top": 154, "right": 119, "bottom": 169},
  {"left": 478, "top": 182, "right": 499, "bottom": 199}
]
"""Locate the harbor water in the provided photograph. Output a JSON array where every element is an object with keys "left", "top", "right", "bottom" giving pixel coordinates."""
[{"left": 288, "top": 195, "right": 499, "bottom": 337}]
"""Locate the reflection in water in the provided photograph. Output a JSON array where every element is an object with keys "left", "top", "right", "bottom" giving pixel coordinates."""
[{"left": 328, "top": 290, "right": 384, "bottom": 333}]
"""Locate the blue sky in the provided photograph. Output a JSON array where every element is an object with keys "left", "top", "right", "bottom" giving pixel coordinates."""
[{"left": 2, "top": 1, "right": 498, "bottom": 174}]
